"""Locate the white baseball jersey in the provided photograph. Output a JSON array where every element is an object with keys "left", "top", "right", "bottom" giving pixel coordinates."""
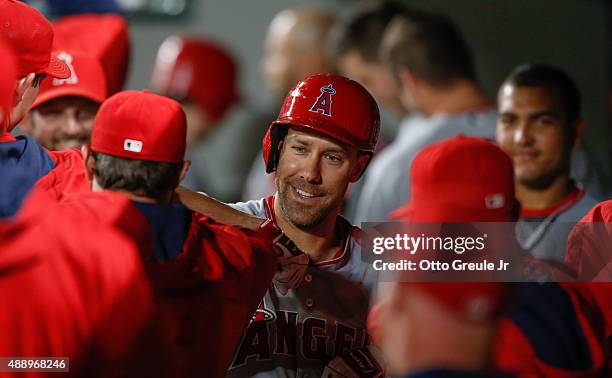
[{"left": 227, "top": 195, "right": 379, "bottom": 378}]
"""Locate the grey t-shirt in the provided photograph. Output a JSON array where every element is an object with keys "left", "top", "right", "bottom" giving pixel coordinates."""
[
  {"left": 352, "top": 110, "right": 498, "bottom": 225},
  {"left": 517, "top": 189, "right": 599, "bottom": 262}
]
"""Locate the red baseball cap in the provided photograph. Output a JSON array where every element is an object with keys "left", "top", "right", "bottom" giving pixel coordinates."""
[
  {"left": 32, "top": 51, "right": 107, "bottom": 109},
  {"left": 0, "top": 0, "right": 70, "bottom": 79},
  {"left": 150, "top": 36, "right": 239, "bottom": 123},
  {"left": 0, "top": 40, "right": 18, "bottom": 129},
  {"left": 52, "top": 14, "right": 130, "bottom": 96},
  {"left": 389, "top": 135, "right": 519, "bottom": 222},
  {"left": 91, "top": 90, "right": 186, "bottom": 163}
]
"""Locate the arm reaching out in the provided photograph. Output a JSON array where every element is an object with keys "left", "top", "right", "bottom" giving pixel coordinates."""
[{"left": 176, "top": 186, "right": 264, "bottom": 230}]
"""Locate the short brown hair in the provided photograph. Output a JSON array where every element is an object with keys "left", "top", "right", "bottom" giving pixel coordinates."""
[
  {"left": 330, "top": 1, "right": 407, "bottom": 63},
  {"left": 381, "top": 10, "right": 476, "bottom": 87},
  {"left": 91, "top": 152, "right": 182, "bottom": 202}
]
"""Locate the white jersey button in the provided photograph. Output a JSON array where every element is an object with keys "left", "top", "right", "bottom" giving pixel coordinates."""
[
  {"left": 305, "top": 298, "right": 314, "bottom": 308},
  {"left": 304, "top": 274, "right": 312, "bottom": 283}
]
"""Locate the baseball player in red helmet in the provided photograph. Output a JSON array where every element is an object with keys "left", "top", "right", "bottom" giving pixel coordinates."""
[
  {"left": 0, "top": 187, "right": 166, "bottom": 377},
  {"left": 180, "top": 73, "right": 384, "bottom": 376}
]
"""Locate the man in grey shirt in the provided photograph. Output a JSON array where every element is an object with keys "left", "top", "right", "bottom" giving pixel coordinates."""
[
  {"left": 496, "top": 64, "right": 601, "bottom": 262},
  {"left": 353, "top": 9, "right": 496, "bottom": 225}
]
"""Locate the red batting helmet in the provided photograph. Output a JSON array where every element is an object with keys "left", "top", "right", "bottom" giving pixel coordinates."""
[
  {"left": 262, "top": 73, "right": 380, "bottom": 179},
  {"left": 149, "top": 35, "right": 239, "bottom": 123}
]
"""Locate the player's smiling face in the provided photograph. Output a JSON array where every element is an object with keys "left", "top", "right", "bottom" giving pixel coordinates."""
[
  {"left": 496, "top": 84, "right": 573, "bottom": 189},
  {"left": 275, "top": 128, "right": 361, "bottom": 229},
  {"left": 28, "top": 97, "right": 99, "bottom": 150}
]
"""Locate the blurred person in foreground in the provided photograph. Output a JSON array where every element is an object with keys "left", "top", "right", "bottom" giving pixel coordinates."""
[
  {"left": 0, "top": 37, "right": 162, "bottom": 378},
  {"left": 372, "top": 135, "right": 609, "bottom": 377},
  {"left": 0, "top": 0, "right": 90, "bottom": 218}
]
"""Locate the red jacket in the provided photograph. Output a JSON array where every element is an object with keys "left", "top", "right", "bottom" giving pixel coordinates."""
[
  {"left": 0, "top": 189, "right": 157, "bottom": 377},
  {"left": 37, "top": 148, "right": 91, "bottom": 200},
  {"left": 55, "top": 190, "right": 278, "bottom": 378}
]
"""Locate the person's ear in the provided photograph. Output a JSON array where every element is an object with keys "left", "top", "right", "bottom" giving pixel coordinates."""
[
  {"left": 81, "top": 144, "right": 95, "bottom": 182},
  {"left": 572, "top": 119, "right": 587, "bottom": 148},
  {"left": 349, "top": 153, "right": 371, "bottom": 182},
  {"left": 179, "top": 160, "right": 191, "bottom": 183},
  {"left": 8, "top": 74, "right": 37, "bottom": 130}
]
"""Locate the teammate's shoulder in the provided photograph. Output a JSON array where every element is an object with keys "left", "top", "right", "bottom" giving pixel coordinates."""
[{"left": 45, "top": 147, "right": 83, "bottom": 165}]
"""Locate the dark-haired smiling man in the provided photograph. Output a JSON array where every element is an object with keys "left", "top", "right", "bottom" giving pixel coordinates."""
[{"left": 496, "top": 63, "right": 600, "bottom": 262}]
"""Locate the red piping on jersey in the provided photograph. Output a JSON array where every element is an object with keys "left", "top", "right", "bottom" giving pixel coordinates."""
[
  {"left": 0, "top": 132, "right": 16, "bottom": 142},
  {"left": 265, "top": 194, "right": 352, "bottom": 269},
  {"left": 520, "top": 188, "right": 584, "bottom": 219}
]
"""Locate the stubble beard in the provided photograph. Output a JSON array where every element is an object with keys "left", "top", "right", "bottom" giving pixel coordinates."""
[{"left": 276, "top": 177, "right": 336, "bottom": 230}]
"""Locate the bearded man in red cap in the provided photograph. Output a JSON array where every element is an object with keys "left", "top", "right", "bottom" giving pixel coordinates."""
[
  {"left": 0, "top": 0, "right": 97, "bottom": 218},
  {"left": 0, "top": 39, "right": 164, "bottom": 377},
  {"left": 20, "top": 13, "right": 129, "bottom": 152},
  {"left": 22, "top": 52, "right": 107, "bottom": 151}
]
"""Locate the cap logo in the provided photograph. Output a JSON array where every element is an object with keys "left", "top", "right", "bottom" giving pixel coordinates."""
[
  {"left": 123, "top": 139, "right": 143, "bottom": 153},
  {"left": 53, "top": 52, "right": 78, "bottom": 86},
  {"left": 485, "top": 194, "right": 505, "bottom": 209},
  {"left": 309, "top": 84, "right": 335, "bottom": 117}
]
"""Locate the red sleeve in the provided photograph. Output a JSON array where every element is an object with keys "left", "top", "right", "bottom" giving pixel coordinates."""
[
  {"left": 155, "top": 213, "right": 277, "bottom": 377},
  {"left": 36, "top": 148, "right": 91, "bottom": 200},
  {"left": 493, "top": 284, "right": 609, "bottom": 378},
  {"left": 565, "top": 200, "right": 612, "bottom": 280}
]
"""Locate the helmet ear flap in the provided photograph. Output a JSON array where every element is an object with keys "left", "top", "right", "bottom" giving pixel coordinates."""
[
  {"left": 264, "top": 125, "right": 289, "bottom": 173},
  {"left": 349, "top": 152, "right": 373, "bottom": 182}
]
